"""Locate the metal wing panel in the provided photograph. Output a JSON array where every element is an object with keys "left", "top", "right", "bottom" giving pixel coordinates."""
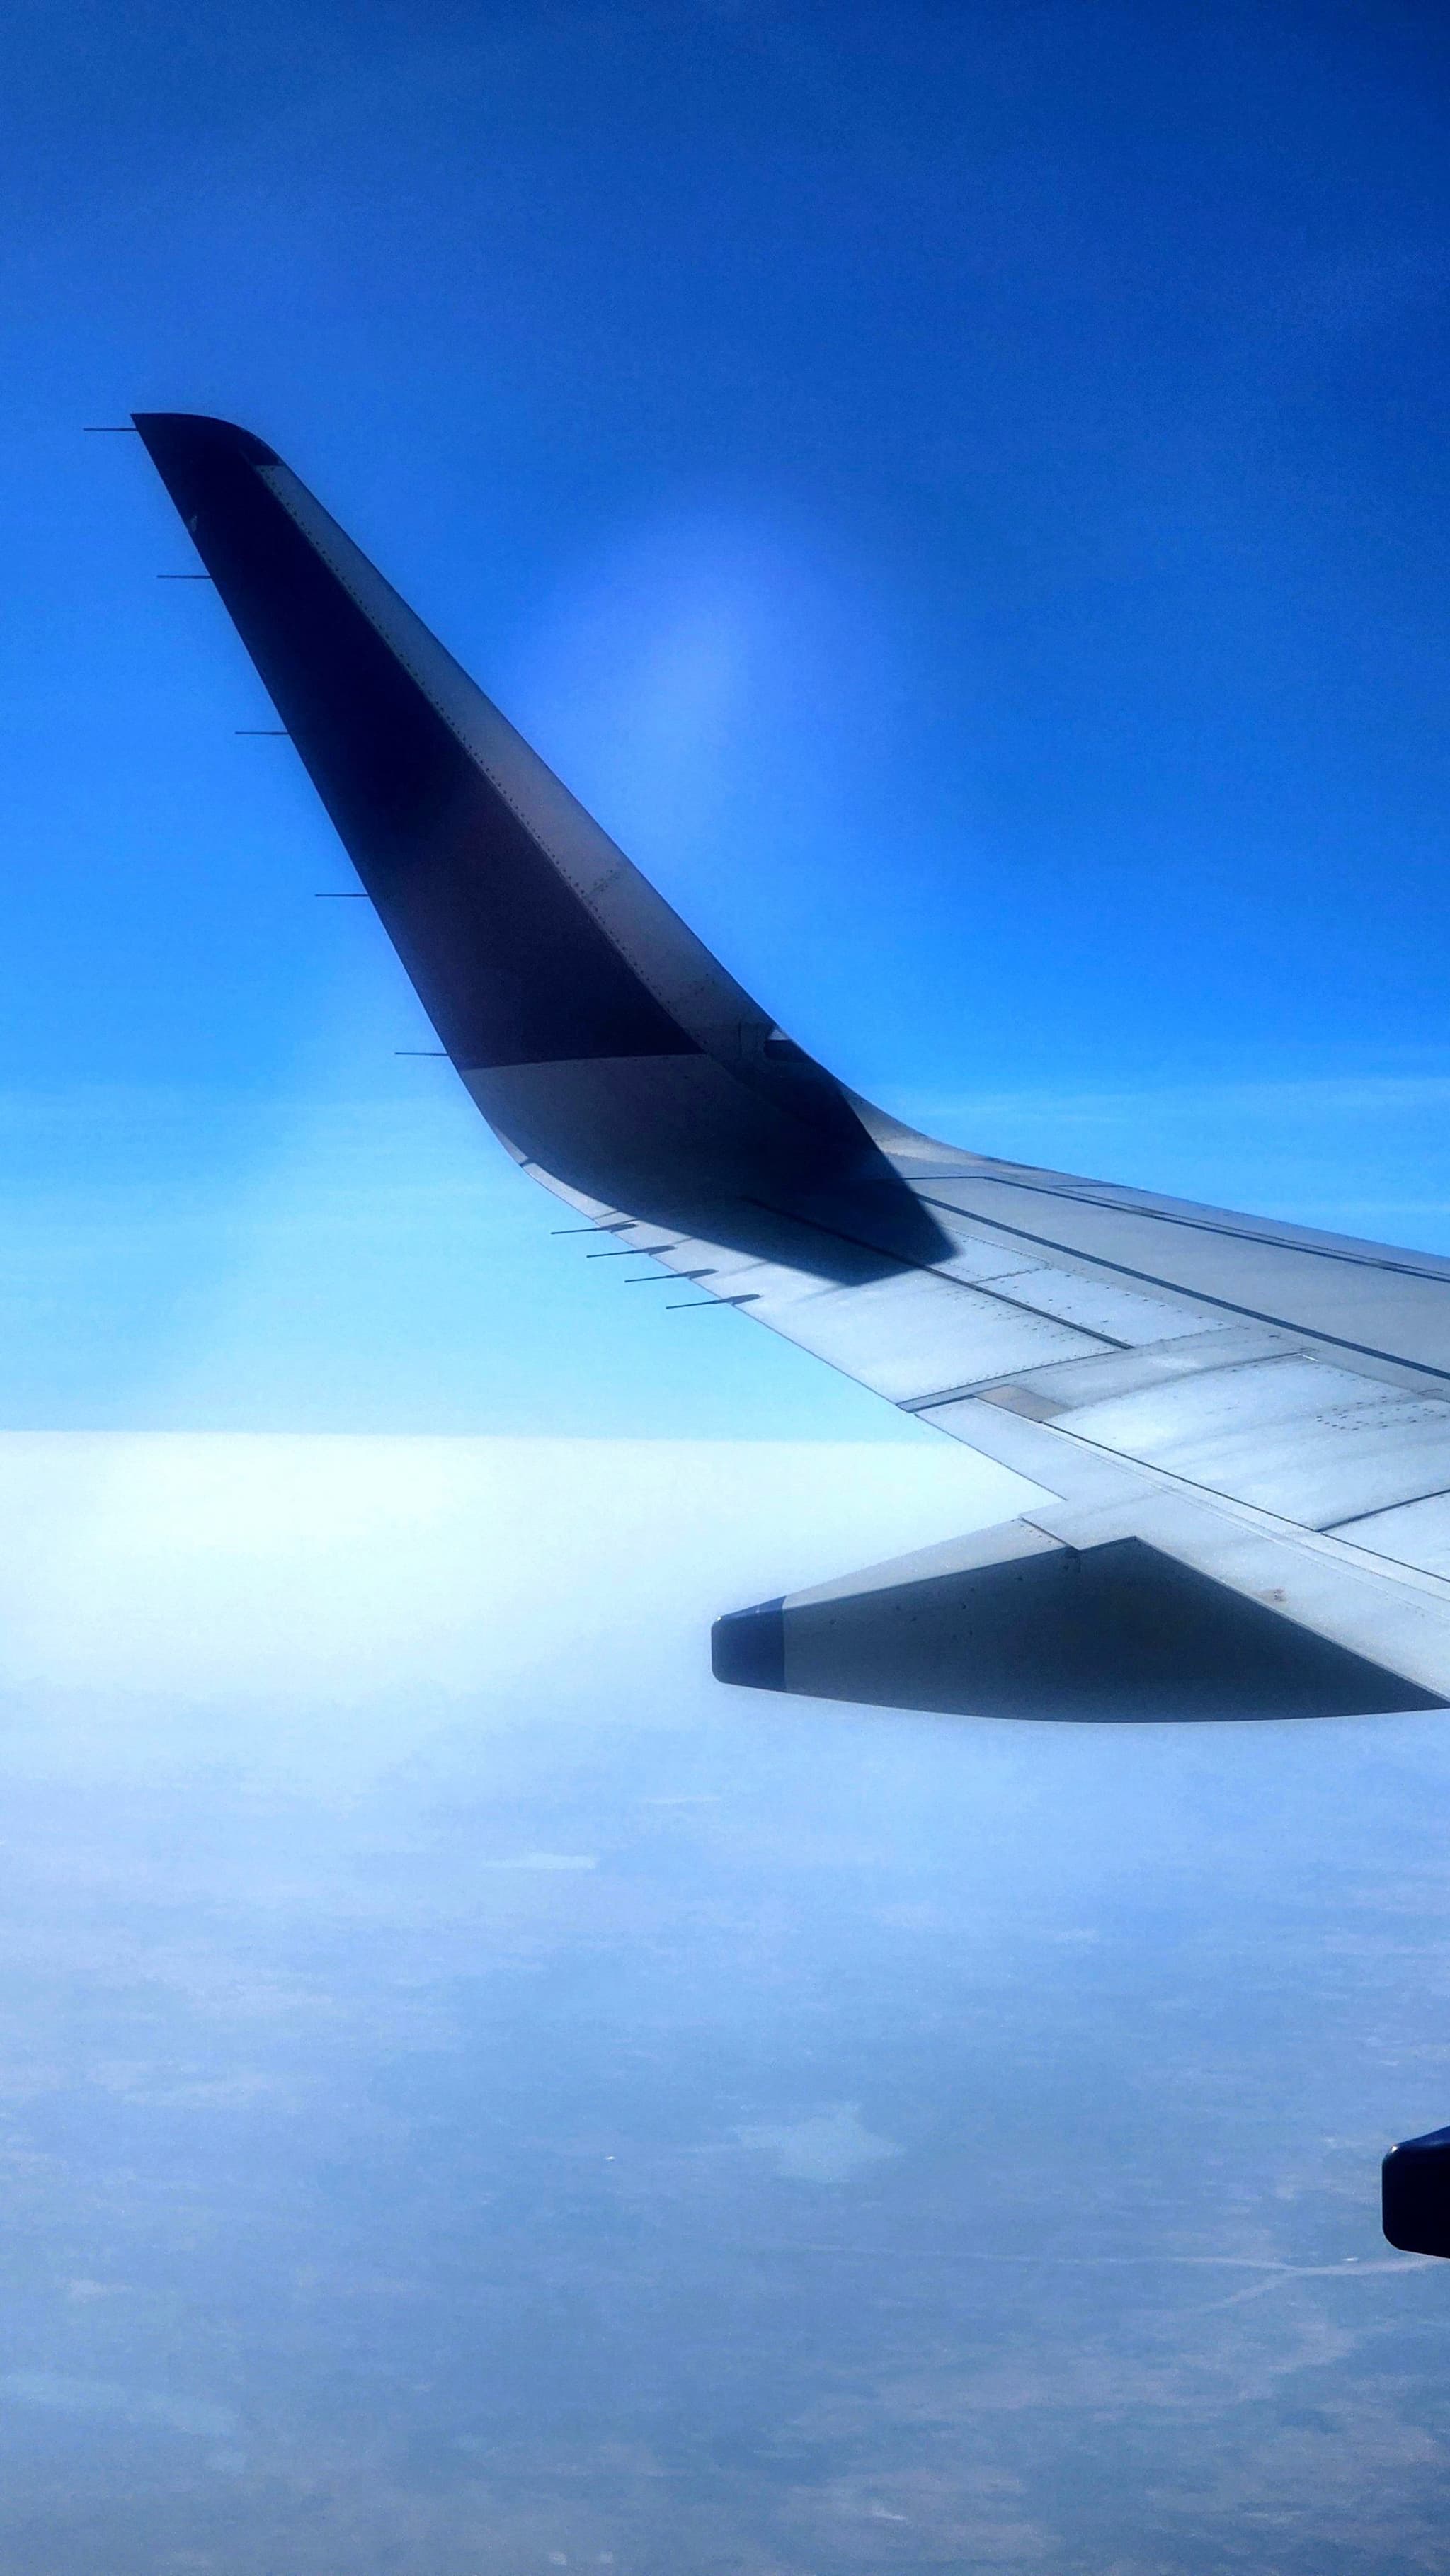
[
  {"left": 1059, "top": 1357, "right": 1450, "bottom": 1529},
  {"left": 970, "top": 1264, "right": 1219, "bottom": 1345},
  {"left": 737, "top": 1268, "right": 1104, "bottom": 1405},
  {"left": 1339, "top": 1494, "right": 1450, "bottom": 1578},
  {"left": 973, "top": 1323, "right": 1303, "bottom": 1413},
  {"left": 913, "top": 1167, "right": 1450, "bottom": 1388}
]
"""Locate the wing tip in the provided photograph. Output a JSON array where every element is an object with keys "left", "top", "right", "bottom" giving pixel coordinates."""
[{"left": 132, "top": 411, "right": 280, "bottom": 474}]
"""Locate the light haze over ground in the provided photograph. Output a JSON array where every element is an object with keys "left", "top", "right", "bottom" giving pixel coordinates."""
[
  {"left": 4, "top": 1432, "right": 1450, "bottom": 2572},
  {"left": 2, "top": 1, "right": 1450, "bottom": 2568}
]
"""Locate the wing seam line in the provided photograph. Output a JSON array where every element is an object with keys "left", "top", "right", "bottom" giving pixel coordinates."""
[
  {"left": 935, "top": 1170, "right": 1450, "bottom": 1289},
  {"left": 915, "top": 1195, "right": 1450, "bottom": 1390}
]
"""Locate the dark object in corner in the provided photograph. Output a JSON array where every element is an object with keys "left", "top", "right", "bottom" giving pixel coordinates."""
[{"left": 1383, "top": 2126, "right": 1450, "bottom": 2255}]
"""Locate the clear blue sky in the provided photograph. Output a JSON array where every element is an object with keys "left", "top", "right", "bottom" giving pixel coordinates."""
[{"left": 3, "top": 0, "right": 1449, "bottom": 1432}]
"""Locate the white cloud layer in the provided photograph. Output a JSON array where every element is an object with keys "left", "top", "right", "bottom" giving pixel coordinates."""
[{"left": 0, "top": 1430, "right": 1030, "bottom": 1729}]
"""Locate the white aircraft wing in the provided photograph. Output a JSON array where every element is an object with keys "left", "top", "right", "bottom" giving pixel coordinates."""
[{"left": 134, "top": 411, "right": 1450, "bottom": 1721}]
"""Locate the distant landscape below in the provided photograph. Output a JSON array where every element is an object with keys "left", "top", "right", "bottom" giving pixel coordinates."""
[{"left": 0, "top": 1433, "right": 1445, "bottom": 2573}]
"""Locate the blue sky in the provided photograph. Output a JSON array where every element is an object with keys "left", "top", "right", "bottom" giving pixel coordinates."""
[{"left": 2, "top": 0, "right": 1449, "bottom": 1432}]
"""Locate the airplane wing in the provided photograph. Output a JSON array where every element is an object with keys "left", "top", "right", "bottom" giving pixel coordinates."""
[{"left": 134, "top": 412, "right": 1450, "bottom": 1721}]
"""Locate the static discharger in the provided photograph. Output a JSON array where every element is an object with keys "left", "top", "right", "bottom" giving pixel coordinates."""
[
  {"left": 667, "top": 1292, "right": 760, "bottom": 1311},
  {"left": 624, "top": 1269, "right": 714, "bottom": 1285}
]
